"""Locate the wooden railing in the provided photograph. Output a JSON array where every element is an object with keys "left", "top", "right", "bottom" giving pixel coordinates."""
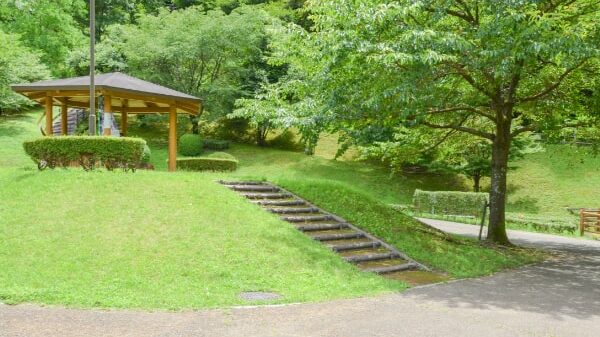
[{"left": 580, "top": 209, "right": 600, "bottom": 236}]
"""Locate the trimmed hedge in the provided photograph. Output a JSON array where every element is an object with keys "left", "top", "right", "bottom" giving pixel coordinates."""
[
  {"left": 176, "top": 156, "right": 238, "bottom": 171},
  {"left": 203, "top": 139, "right": 230, "bottom": 150},
  {"left": 413, "top": 189, "right": 489, "bottom": 217},
  {"left": 23, "top": 136, "right": 147, "bottom": 171},
  {"left": 179, "top": 134, "right": 204, "bottom": 156},
  {"left": 204, "top": 151, "right": 236, "bottom": 160}
]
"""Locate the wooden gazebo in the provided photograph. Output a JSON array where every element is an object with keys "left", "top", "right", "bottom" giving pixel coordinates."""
[{"left": 11, "top": 72, "right": 202, "bottom": 171}]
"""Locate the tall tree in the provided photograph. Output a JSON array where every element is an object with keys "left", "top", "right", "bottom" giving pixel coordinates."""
[
  {"left": 0, "top": 0, "right": 86, "bottom": 75},
  {"left": 268, "top": 0, "right": 600, "bottom": 244},
  {"left": 119, "top": 6, "right": 272, "bottom": 117},
  {"left": 0, "top": 30, "right": 51, "bottom": 114}
]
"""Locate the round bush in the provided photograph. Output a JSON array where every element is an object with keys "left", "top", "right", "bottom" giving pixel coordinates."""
[{"left": 179, "top": 134, "right": 203, "bottom": 156}]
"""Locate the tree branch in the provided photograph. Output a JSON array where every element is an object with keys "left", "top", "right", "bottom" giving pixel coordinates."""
[
  {"left": 426, "top": 106, "right": 496, "bottom": 121},
  {"left": 507, "top": 59, "right": 524, "bottom": 104},
  {"left": 449, "top": 64, "right": 497, "bottom": 99},
  {"left": 511, "top": 120, "right": 593, "bottom": 137},
  {"left": 510, "top": 125, "right": 536, "bottom": 137},
  {"left": 422, "top": 129, "right": 458, "bottom": 154},
  {"left": 423, "top": 2, "right": 478, "bottom": 25},
  {"left": 519, "top": 60, "right": 588, "bottom": 103},
  {"left": 422, "top": 120, "right": 494, "bottom": 140}
]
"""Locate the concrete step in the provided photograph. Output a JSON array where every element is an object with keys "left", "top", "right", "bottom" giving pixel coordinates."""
[
  {"left": 267, "top": 207, "right": 320, "bottom": 214},
  {"left": 361, "top": 262, "right": 419, "bottom": 274},
  {"left": 241, "top": 192, "right": 293, "bottom": 199},
  {"left": 311, "top": 232, "right": 365, "bottom": 241},
  {"left": 281, "top": 214, "right": 334, "bottom": 223},
  {"left": 219, "top": 180, "right": 266, "bottom": 186},
  {"left": 344, "top": 252, "right": 395, "bottom": 263},
  {"left": 252, "top": 199, "right": 306, "bottom": 206},
  {"left": 329, "top": 241, "right": 381, "bottom": 252},
  {"left": 229, "top": 185, "right": 280, "bottom": 192},
  {"left": 296, "top": 223, "right": 350, "bottom": 232}
]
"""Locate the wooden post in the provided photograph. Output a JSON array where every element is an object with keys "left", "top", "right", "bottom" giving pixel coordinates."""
[
  {"left": 102, "top": 94, "right": 112, "bottom": 136},
  {"left": 580, "top": 208, "right": 585, "bottom": 236},
  {"left": 478, "top": 201, "right": 489, "bottom": 241},
  {"left": 168, "top": 104, "right": 177, "bottom": 172},
  {"left": 121, "top": 99, "right": 128, "bottom": 136},
  {"left": 45, "top": 94, "right": 53, "bottom": 136},
  {"left": 61, "top": 103, "right": 68, "bottom": 135}
]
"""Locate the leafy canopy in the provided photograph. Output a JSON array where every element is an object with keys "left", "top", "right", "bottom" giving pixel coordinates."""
[{"left": 0, "top": 30, "right": 50, "bottom": 113}]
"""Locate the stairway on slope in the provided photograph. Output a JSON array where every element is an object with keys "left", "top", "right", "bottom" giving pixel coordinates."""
[
  {"left": 50, "top": 108, "right": 87, "bottom": 135},
  {"left": 219, "top": 181, "right": 437, "bottom": 280}
]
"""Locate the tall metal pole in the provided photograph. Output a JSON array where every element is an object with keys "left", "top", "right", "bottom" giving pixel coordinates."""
[{"left": 88, "top": 0, "right": 96, "bottom": 135}]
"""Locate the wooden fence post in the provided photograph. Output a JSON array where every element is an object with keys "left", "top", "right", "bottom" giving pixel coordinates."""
[{"left": 580, "top": 208, "right": 585, "bottom": 236}]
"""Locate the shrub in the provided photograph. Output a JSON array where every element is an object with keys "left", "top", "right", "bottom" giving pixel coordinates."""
[
  {"left": 268, "top": 130, "right": 303, "bottom": 151},
  {"left": 23, "top": 136, "right": 146, "bottom": 171},
  {"left": 179, "top": 133, "right": 203, "bottom": 156},
  {"left": 203, "top": 138, "right": 230, "bottom": 150},
  {"left": 200, "top": 117, "right": 253, "bottom": 143},
  {"left": 205, "top": 151, "right": 236, "bottom": 160},
  {"left": 413, "top": 189, "right": 489, "bottom": 217},
  {"left": 176, "top": 156, "right": 238, "bottom": 171}
]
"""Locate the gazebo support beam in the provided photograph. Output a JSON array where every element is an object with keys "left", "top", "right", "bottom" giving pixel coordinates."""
[
  {"left": 61, "top": 102, "right": 68, "bottom": 135},
  {"left": 121, "top": 99, "right": 128, "bottom": 136},
  {"left": 45, "top": 94, "right": 53, "bottom": 136},
  {"left": 168, "top": 104, "right": 177, "bottom": 172}
]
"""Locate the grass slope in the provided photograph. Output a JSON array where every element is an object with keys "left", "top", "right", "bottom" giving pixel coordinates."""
[{"left": 507, "top": 145, "right": 600, "bottom": 215}]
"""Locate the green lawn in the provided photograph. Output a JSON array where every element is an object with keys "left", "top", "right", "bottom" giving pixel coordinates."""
[{"left": 0, "top": 111, "right": 545, "bottom": 309}]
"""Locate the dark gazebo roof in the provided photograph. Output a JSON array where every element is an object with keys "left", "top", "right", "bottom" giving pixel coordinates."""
[{"left": 11, "top": 72, "right": 201, "bottom": 115}]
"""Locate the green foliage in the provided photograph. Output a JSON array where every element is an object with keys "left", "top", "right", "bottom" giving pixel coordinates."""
[
  {"left": 178, "top": 134, "right": 204, "bottom": 156},
  {"left": 231, "top": 22, "right": 329, "bottom": 152},
  {"left": 361, "top": 127, "right": 543, "bottom": 191},
  {"left": 0, "top": 30, "right": 51, "bottom": 114},
  {"left": 65, "top": 25, "right": 129, "bottom": 76},
  {"left": 120, "top": 6, "right": 272, "bottom": 118},
  {"left": 201, "top": 117, "right": 253, "bottom": 142},
  {"left": 203, "top": 138, "right": 230, "bottom": 150},
  {"left": 0, "top": 0, "right": 86, "bottom": 75},
  {"left": 176, "top": 156, "right": 238, "bottom": 171},
  {"left": 268, "top": 129, "right": 303, "bottom": 151},
  {"left": 22, "top": 136, "right": 147, "bottom": 170},
  {"left": 413, "top": 189, "right": 489, "bottom": 218}
]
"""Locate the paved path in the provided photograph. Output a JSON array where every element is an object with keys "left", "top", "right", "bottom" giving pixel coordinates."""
[{"left": 1, "top": 219, "right": 599, "bottom": 337}]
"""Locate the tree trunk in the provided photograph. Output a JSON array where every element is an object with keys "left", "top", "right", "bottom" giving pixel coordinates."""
[
  {"left": 256, "top": 124, "right": 269, "bottom": 147},
  {"left": 189, "top": 116, "right": 199, "bottom": 135},
  {"left": 472, "top": 171, "right": 481, "bottom": 192},
  {"left": 487, "top": 118, "right": 512, "bottom": 245}
]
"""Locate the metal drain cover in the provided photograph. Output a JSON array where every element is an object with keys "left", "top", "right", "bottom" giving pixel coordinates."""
[{"left": 239, "top": 291, "right": 282, "bottom": 301}]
